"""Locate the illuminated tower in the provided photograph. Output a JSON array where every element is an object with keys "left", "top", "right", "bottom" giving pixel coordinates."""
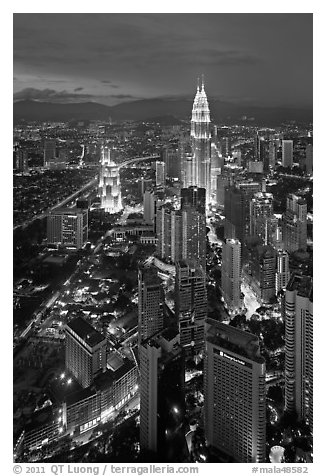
[
  {"left": 190, "top": 77, "right": 211, "bottom": 204},
  {"left": 98, "top": 146, "right": 123, "bottom": 213}
]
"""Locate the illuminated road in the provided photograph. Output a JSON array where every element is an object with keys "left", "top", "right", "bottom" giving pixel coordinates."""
[
  {"left": 118, "top": 154, "right": 160, "bottom": 169},
  {"left": 14, "top": 177, "right": 98, "bottom": 231}
]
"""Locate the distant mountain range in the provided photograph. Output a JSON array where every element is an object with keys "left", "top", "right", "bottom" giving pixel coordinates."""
[{"left": 13, "top": 98, "right": 312, "bottom": 126}]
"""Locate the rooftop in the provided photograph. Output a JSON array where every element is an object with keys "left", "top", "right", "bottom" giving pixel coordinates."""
[
  {"left": 66, "top": 317, "right": 106, "bottom": 347},
  {"left": 206, "top": 319, "right": 265, "bottom": 364},
  {"left": 287, "top": 274, "right": 313, "bottom": 300},
  {"left": 139, "top": 265, "right": 162, "bottom": 286}
]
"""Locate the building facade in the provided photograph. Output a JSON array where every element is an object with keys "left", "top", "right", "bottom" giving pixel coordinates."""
[
  {"left": 282, "top": 140, "right": 293, "bottom": 168},
  {"left": 65, "top": 317, "right": 107, "bottom": 388},
  {"left": 47, "top": 207, "right": 88, "bottom": 250},
  {"left": 204, "top": 320, "right": 266, "bottom": 462},
  {"left": 284, "top": 274, "right": 313, "bottom": 429},
  {"left": 249, "top": 192, "right": 274, "bottom": 239},
  {"left": 221, "top": 238, "right": 242, "bottom": 314},
  {"left": 138, "top": 266, "right": 164, "bottom": 344},
  {"left": 282, "top": 194, "right": 307, "bottom": 252},
  {"left": 98, "top": 145, "right": 123, "bottom": 213},
  {"left": 175, "top": 260, "right": 207, "bottom": 357},
  {"left": 139, "top": 328, "right": 186, "bottom": 461}
]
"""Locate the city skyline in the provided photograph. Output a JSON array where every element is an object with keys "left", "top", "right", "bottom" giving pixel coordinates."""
[
  {"left": 12, "top": 10, "right": 314, "bottom": 466},
  {"left": 14, "top": 13, "right": 312, "bottom": 108}
]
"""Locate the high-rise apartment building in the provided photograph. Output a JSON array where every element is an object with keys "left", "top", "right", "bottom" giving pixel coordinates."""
[
  {"left": 221, "top": 239, "right": 242, "bottom": 314},
  {"left": 155, "top": 161, "right": 166, "bottom": 186},
  {"left": 47, "top": 207, "right": 88, "bottom": 249},
  {"left": 156, "top": 204, "right": 182, "bottom": 263},
  {"left": 143, "top": 189, "right": 157, "bottom": 225},
  {"left": 65, "top": 317, "right": 107, "bottom": 388},
  {"left": 250, "top": 245, "right": 277, "bottom": 303},
  {"left": 216, "top": 174, "right": 232, "bottom": 208},
  {"left": 249, "top": 192, "right": 274, "bottom": 238},
  {"left": 181, "top": 187, "right": 206, "bottom": 269},
  {"left": 175, "top": 260, "right": 207, "bottom": 356},
  {"left": 282, "top": 194, "right": 307, "bottom": 252},
  {"left": 189, "top": 78, "right": 211, "bottom": 203},
  {"left": 282, "top": 140, "right": 293, "bottom": 168},
  {"left": 163, "top": 145, "right": 181, "bottom": 180},
  {"left": 98, "top": 146, "right": 123, "bottom": 213},
  {"left": 224, "top": 186, "right": 246, "bottom": 243},
  {"left": 138, "top": 266, "right": 164, "bottom": 344},
  {"left": 305, "top": 144, "right": 313, "bottom": 174},
  {"left": 204, "top": 320, "right": 266, "bottom": 462},
  {"left": 139, "top": 328, "right": 186, "bottom": 461},
  {"left": 275, "top": 250, "right": 290, "bottom": 293},
  {"left": 43, "top": 139, "right": 56, "bottom": 166},
  {"left": 284, "top": 274, "right": 313, "bottom": 429}
]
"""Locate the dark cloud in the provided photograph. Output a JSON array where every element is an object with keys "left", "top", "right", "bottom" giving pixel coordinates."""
[
  {"left": 13, "top": 87, "right": 94, "bottom": 103},
  {"left": 101, "top": 80, "right": 112, "bottom": 84},
  {"left": 74, "top": 87, "right": 84, "bottom": 92}
]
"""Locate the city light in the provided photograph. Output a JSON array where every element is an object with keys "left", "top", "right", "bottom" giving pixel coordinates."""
[{"left": 13, "top": 20, "right": 313, "bottom": 465}]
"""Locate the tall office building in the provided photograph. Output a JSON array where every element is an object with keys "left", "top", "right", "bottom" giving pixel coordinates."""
[
  {"left": 282, "top": 140, "right": 293, "bottom": 168},
  {"left": 181, "top": 186, "right": 206, "bottom": 214},
  {"left": 190, "top": 78, "right": 211, "bottom": 203},
  {"left": 284, "top": 274, "right": 313, "bottom": 429},
  {"left": 175, "top": 260, "right": 207, "bottom": 357},
  {"left": 224, "top": 186, "right": 246, "bottom": 243},
  {"left": 250, "top": 245, "right": 277, "bottom": 303},
  {"left": 221, "top": 239, "right": 242, "bottom": 314},
  {"left": 216, "top": 174, "right": 232, "bottom": 208},
  {"left": 138, "top": 266, "right": 164, "bottom": 344},
  {"left": 282, "top": 194, "right": 307, "bottom": 252},
  {"left": 43, "top": 139, "right": 56, "bottom": 166},
  {"left": 305, "top": 144, "right": 313, "bottom": 174},
  {"left": 181, "top": 187, "right": 206, "bottom": 269},
  {"left": 139, "top": 328, "right": 186, "bottom": 461},
  {"left": 179, "top": 136, "right": 192, "bottom": 188},
  {"left": 143, "top": 189, "right": 157, "bottom": 225},
  {"left": 204, "top": 320, "right": 266, "bottom": 462},
  {"left": 210, "top": 142, "right": 222, "bottom": 205},
  {"left": 249, "top": 192, "right": 274, "bottom": 238},
  {"left": 155, "top": 161, "right": 166, "bottom": 186},
  {"left": 65, "top": 317, "right": 107, "bottom": 388},
  {"left": 156, "top": 204, "right": 182, "bottom": 263},
  {"left": 275, "top": 250, "right": 290, "bottom": 293},
  {"left": 47, "top": 207, "right": 88, "bottom": 249},
  {"left": 163, "top": 145, "right": 181, "bottom": 180},
  {"left": 98, "top": 146, "right": 123, "bottom": 213}
]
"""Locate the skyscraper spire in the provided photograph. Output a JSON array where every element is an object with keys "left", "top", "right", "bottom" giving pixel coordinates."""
[
  {"left": 197, "top": 76, "right": 200, "bottom": 92},
  {"left": 188, "top": 78, "right": 211, "bottom": 207}
]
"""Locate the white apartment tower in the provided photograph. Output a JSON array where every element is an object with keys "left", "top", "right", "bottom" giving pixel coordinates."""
[{"left": 284, "top": 274, "right": 313, "bottom": 429}]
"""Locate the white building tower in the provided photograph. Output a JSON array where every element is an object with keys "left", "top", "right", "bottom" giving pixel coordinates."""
[
  {"left": 189, "top": 77, "right": 211, "bottom": 205},
  {"left": 99, "top": 146, "right": 123, "bottom": 213}
]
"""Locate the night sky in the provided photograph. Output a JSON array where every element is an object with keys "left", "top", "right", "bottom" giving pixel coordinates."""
[{"left": 13, "top": 13, "right": 312, "bottom": 108}]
